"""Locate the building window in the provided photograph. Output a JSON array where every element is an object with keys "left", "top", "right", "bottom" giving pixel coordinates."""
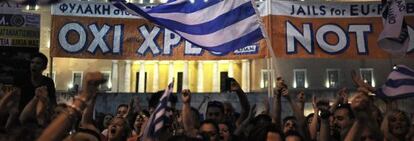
[
  {"left": 99, "top": 71, "right": 111, "bottom": 91},
  {"left": 293, "top": 69, "right": 307, "bottom": 88},
  {"left": 326, "top": 69, "right": 340, "bottom": 88},
  {"left": 261, "top": 69, "right": 271, "bottom": 88},
  {"left": 71, "top": 71, "right": 83, "bottom": 91},
  {"left": 360, "top": 68, "right": 375, "bottom": 87}
]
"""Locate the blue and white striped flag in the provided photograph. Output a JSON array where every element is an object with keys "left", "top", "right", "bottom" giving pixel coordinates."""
[
  {"left": 141, "top": 80, "right": 174, "bottom": 140},
  {"left": 377, "top": 65, "right": 414, "bottom": 99},
  {"left": 112, "top": 0, "right": 264, "bottom": 54}
]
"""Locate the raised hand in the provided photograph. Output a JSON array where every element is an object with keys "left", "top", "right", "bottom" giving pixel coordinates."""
[
  {"left": 1, "top": 86, "right": 12, "bottom": 95},
  {"left": 181, "top": 89, "right": 191, "bottom": 104},
  {"left": 312, "top": 95, "right": 318, "bottom": 112},
  {"left": 351, "top": 70, "right": 367, "bottom": 88},
  {"left": 351, "top": 70, "right": 375, "bottom": 92},
  {"left": 281, "top": 88, "right": 289, "bottom": 98},
  {"left": 82, "top": 72, "right": 105, "bottom": 99},
  {"left": 35, "top": 86, "right": 48, "bottom": 98},
  {"left": 336, "top": 88, "right": 348, "bottom": 104}
]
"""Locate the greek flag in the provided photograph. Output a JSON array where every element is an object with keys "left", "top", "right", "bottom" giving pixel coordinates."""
[
  {"left": 141, "top": 80, "right": 174, "bottom": 140},
  {"left": 377, "top": 65, "right": 414, "bottom": 99},
  {"left": 112, "top": 0, "right": 264, "bottom": 54}
]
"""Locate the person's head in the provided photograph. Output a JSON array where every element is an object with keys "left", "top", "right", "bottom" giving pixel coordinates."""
[
  {"left": 284, "top": 130, "right": 303, "bottom": 141},
  {"left": 333, "top": 104, "right": 354, "bottom": 131},
  {"left": 134, "top": 110, "right": 149, "bottom": 131},
  {"left": 116, "top": 104, "right": 129, "bottom": 117},
  {"left": 223, "top": 102, "right": 234, "bottom": 116},
  {"left": 63, "top": 128, "right": 102, "bottom": 141},
  {"left": 107, "top": 117, "right": 131, "bottom": 141},
  {"left": 206, "top": 101, "right": 224, "bottom": 122},
  {"left": 248, "top": 124, "right": 282, "bottom": 141},
  {"left": 283, "top": 116, "right": 297, "bottom": 134},
  {"left": 254, "top": 114, "right": 273, "bottom": 126},
  {"left": 360, "top": 127, "right": 381, "bottom": 141},
  {"left": 30, "top": 53, "right": 48, "bottom": 74},
  {"left": 167, "top": 135, "right": 203, "bottom": 141},
  {"left": 199, "top": 120, "right": 220, "bottom": 141},
  {"left": 103, "top": 114, "right": 114, "bottom": 129},
  {"left": 218, "top": 122, "right": 233, "bottom": 141},
  {"left": 387, "top": 109, "right": 410, "bottom": 138}
]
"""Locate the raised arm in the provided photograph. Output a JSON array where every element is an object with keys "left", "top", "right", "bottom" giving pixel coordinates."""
[
  {"left": 297, "top": 91, "right": 305, "bottom": 114},
  {"left": 80, "top": 94, "right": 99, "bottom": 132},
  {"left": 309, "top": 96, "right": 319, "bottom": 140},
  {"left": 37, "top": 72, "right": 104, "bottom": 141},
  {"left": 0, "top": 86, "right": 19, "bottom": 116},
  {"left": 230, "top": 80, "right": 250, "bottom": 126},
  {"left": 181, "top": 89, "right": 198, "bottom": 137},
  {"left": 282, "top": 89, "right": 308, "bottom": 140},
  {"left": 36, "top": 86, "right": 51, "bottom": 126},
  {"left": 234, "top": 104, "right": 256, "bottom": 136},
  {"left": 329, "top": 88, "right": 347, "bottom": 113},
  {"left": 345, "top": 92, "right": 383, "bottom": 141},
  {"left": 19, "top": 86, "right": 48, "bottom": 125},
  {"left": 271, "top": 77, "right": 284, "bottom": 128}
]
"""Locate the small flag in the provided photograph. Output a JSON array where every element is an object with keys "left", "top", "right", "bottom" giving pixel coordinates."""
[
  {"left": 377, "top": 0, "right": 411, "bottom": 56},
  {"left": 112, "top": 0, "right": 264, "bottom": 54},
  {"left": 377, "top": 65, "right": 414, "bottom": 99},
  {"left": 141, "top": 79, "right": 174, "bottom": 140}
]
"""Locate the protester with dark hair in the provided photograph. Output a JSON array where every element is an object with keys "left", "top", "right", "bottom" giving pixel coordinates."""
[
  {"left": 199, "top": 119, "right": 220, "bottom": 141},
  {"left": 285, "top": 130, "right": 304, "bottom": 141},
  {"left": 333, "top": 103, "right": 355, "bottom": 140},
  {"left": 248, "top": 123, "right": 282, "bottom": 141},
  {"left": 218, "top": 121, "right": 235, "bottom": 141},
  {"left": 206, "top": 100, "right": 224, "bottom": 122},
  {"left": 19, "top": 52, "right": 56, "bottom": 112}
]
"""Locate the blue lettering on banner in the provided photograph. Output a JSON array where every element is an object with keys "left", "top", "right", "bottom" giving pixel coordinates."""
[
  {"left": 59, "top": 3, "right": 111, "bottom": 15},
  {"left": 234, "top": 44, "right": 259, "bottom": 55}
]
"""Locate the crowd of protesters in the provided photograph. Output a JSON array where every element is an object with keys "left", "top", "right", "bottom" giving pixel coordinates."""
[{"left": 0, "top": 52, "right": 414, "bottom": 141}]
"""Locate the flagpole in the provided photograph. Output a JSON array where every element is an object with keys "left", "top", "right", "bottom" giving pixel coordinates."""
[{"left": 251, "top": 0, "right": 277, "bottom": 97}]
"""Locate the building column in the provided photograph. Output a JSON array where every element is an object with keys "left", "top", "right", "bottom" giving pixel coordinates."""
[
  {"left": 197, "top": 61, "right": 203, "bottom": 92},
  {"left": 124, "top": 60, "right": 131, "bottom": 92},
  {"left": 168, "top": 61, "right": 174, "bottom": 83},
  {"left": 242, "top": 59, "right": 251, "bottom": 92},
  {"left": 138, "top": 62, "right": 145, "bottom": 93},
  {"left": 153, "top": 62, "right": 159, "bottom": 92},
  {"left": 228, "top": 60, "right": 234, "bottom": 78},
  {"left": 183, "top": 61, "right": 189, "bottom": 89},
  {"left": 111, "top": 60, "right": 119, "bottom": 92},
  {"left": 212, "top": 61, "right": 219, "bottom": 92}
]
